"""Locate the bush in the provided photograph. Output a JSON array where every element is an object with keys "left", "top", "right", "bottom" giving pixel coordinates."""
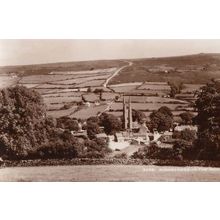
[
  {"left": 132, "top": 143, "right": 175, "bottom": 160},
  {"left": 173, "top": 139, "right": 194, "bottom": 160},
  {"left": 172, "top": 129, "right": 196, "bottom": 142},
  {"left": 57, "top": 116, "right": 79, "bottom": 131},
  {"left": 114, "top": 153, "right": 127, "bottom": 159},
  {"left": 86, "top": 121, "right": 101, "bottom": 139},
  {"left": 179, "top": 112, "right": 194, "bottom": 125},
  {"left": 132, "top": 141, "right": 195, "bottom": 160}
]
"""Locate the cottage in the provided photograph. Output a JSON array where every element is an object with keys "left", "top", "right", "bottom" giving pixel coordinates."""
[{"left": 174, "top": 125, "right": 198, "bottom": 132}]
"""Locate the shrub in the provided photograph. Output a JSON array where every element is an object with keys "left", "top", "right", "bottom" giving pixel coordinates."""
[
  {"left": 132, "top": 141, "right": 194, "bottom": 160},
  {"left": 179, "top": 112, "right": 194, "bottom": 125},
  {"left": 114, "top": 153, "right": 127, "bottom": 159},
  {"left": 172, "top": 129, "right": 196, "bottom": 142},
  {"left": 57, "top": 116, "right": 79, "bottom": 131},
  {"left": 86, "top": 121, "right": 101, "bottom": 139},
  {"left": 173, "top": 139, "right": 194, "bottom": 160}
]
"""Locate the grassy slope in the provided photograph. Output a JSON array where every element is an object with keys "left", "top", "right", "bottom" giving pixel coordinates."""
[
  {"left": 110, "top": 53, "right": 220, "bottom": 84},
  {"left": 0, "top": 60, "right": 125, "bottom": 76},
  {"left": 1, "top": 53, "right": 220, "bottom": 84}
]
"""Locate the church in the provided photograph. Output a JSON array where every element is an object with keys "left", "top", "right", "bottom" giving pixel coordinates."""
[{"left": 107, "top": 96, "right": 153, "bottom": 150}]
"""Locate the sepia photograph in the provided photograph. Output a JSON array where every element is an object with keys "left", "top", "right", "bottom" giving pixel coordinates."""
[
  {"left": 0, "top": 39, "right": 219, "bottom": 181},
  {"left": 2, "top": 1, "right": 220, "bottom": 220}
]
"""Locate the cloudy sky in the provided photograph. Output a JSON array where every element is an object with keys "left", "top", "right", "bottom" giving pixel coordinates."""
[{"left": 1, "top": 39, "right": 220, "bottom": 66}]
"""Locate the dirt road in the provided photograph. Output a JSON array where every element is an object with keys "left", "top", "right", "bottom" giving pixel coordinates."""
[{"left": 103, "top": 61, "right": 133, "bottom": 88}]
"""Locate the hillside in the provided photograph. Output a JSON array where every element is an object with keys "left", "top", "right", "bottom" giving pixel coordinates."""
[
  {"left": 1, "top": 53, "right": 220, "bottom": 84},
  {"left": 0, "top": 59, "right": 125, "bottom": 76},
  {"left": 0, "top": 53, "right": 219, "bottom": 120},
  {"left": 110, "top": 53, "right": 220, "bottom": 84}
]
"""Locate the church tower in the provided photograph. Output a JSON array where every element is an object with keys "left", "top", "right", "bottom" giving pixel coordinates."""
[
  {"left": 123, "top": 96, "right": 128, "bottom": 130},
  {"left": 123, "top": 96, "right": 133, "bottom": 131},
  {"left": 128, "top": 96, "right": 132, "bottom": 130}
]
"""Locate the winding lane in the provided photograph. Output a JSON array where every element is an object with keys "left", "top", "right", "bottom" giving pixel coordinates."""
[{"left": 103, "top": 61, "right": 133, "bottom": 88}]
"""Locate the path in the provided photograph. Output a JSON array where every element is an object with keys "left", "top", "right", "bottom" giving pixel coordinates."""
[
  {"left": 98, "top": 61, "right": 133, "bottom": 116},
  {"left": 103, "top": 61, "right": 133, "bottom": 88}
]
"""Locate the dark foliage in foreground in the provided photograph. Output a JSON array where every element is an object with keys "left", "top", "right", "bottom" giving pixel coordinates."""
[
  {"left": 172, "top": 129, "right": 196, "bottom": 142},
  {"left": 193, "top": 81, "right": 220, "bottom": 160},
  {"left": 132, "top": 140, "right": 195, "bottom": 161},
  {"left": 0, "top": 86, "right": 47, "bottom": 158},
  {"left": 0, "top": 86, "right": 111, "bottom": 160}
]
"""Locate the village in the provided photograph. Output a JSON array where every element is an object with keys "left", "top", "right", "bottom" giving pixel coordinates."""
[
  {"left": 0, "top": 55, "right": 204, "bottom": 159},
  {"left": 0, "top": 41, "right": 219, "bottom": 182},
  {"left": 70, "top": 94, "right": 198, "bottom": 157}
]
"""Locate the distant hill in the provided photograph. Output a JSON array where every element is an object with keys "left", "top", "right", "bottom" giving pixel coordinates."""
[
  {"left": 110, "top": 53, "right": 220, "bottom": 84},
  {"left": 1, "top": 53, "right": 220, "bottom": 84},
  {"left": 0, "top": 59, "right": 125, "bottom": 76}
]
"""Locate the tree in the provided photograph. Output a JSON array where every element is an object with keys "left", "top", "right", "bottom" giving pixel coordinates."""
[
  {"left": 99, "top": 113, "right": 122, "bottom": 135},
  {"left": 193, "top": 81, "right": 220, "bottom": 160},
  {"left": 86, "top": 121, "right": 101, "bottom": 139},
  {"left": 179, "top": 112, "right": 194, "bottom": 125},
  {"left": 57, "top": 116, "right": 79, "bottom": 131},
  {"left": 87, "top": 86, "right": 92, "bottom": 92},
  {"left": 0, "top": 86, "right": 47, "bottom": 158},
  {"left": 148, "top": 106, "right": 173, "bottom": 132},
  {"left": 94, "top": 88, "right": 104, "bottom": 94},
  {"left": 87, "top": 116, "right": 100, "bottom": 124},
  {"left": 172, "top": 128, "right": 196, "bottom": 142},
  {"left": 168, "top": 82, "right": 184, "bottom": 98},
  {"left": 158, "top": 106, "right": 173, "bottom": 117},
  {"left": 173, "top": 139, "right": 194, "bottom": 160},
  {"left": 132, "top": 109, "right": 146, "bottom": 123},
  {"left": 35, "top": 130, "right": 80, "bottom": 159}
]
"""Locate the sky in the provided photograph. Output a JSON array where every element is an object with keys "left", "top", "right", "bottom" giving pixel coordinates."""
[{"left": 1, "top": 39, "right": 220, "bottom": 66}]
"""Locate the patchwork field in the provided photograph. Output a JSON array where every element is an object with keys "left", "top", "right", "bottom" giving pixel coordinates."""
[
  {"left": 0, "top": 74, "right": 19, "bottom": 89},
  {"left": 14, "top": 67, "right": 118, "bottom": 118},
  {"left": 109, "top": 53, "right": 220, "bottom": 85},
  {"left": 0, "top": 68, "right": 201, "bottom": 120},
  {"left": 1, "top": 53, "right": 218, "bottom": 120}
]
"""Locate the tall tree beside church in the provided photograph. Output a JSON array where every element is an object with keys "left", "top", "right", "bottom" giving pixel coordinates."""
[
  {"left": 194, "top": 81, "right": 220, "bottom": 160},
  {"left": 148, "top": 106, "right": 173, "bottom": 132},
  {"left": 99, "top": 113, "right": 122, "bottom": 135}
]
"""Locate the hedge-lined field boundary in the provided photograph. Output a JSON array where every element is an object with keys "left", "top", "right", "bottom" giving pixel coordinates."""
[{"left": 2, "top": 158, "right": 220, "bottom": 168}]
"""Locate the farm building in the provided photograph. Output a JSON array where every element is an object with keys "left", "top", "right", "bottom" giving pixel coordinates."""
[{"left": 174, "top": 125, "right": 198, "bottom": 132}]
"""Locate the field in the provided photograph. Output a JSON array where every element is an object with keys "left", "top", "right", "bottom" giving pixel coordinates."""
[
  {"left": 1, "top": 165, "right": 220, "bottom": 181},
  {"left": 71, "top": 104, "right": 107, "bottom": 119},
  {"left": 14, "top": 67, "right": 119, "bottom": 118},
  {"left": 109, "top": 53, "right": 220, "bottom": 85},
  {"left": 0, "top": 74, "right": 19, "bottom": 89},
  {"left": 0, "top": 59, "right": 125, "bottom": 75},
  {"left": 1, "top": 53, "right": 219, "bottom": 119}
]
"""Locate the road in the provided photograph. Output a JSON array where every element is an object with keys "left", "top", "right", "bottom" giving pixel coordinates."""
[
  {"left": 103, "top": 61, "right": 133, "bottom": 88},
  {"left": 98, "top": 61, "right": 133, "bottom": 116},
  {"left": 1, "top": 165, "right": 220, "bottom": 181}
]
